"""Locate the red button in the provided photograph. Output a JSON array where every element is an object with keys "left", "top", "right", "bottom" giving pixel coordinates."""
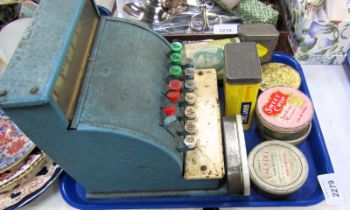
[
  {"left": 168, "top": 80, "right": 182, "bottom": 91},
  {"left": 163, "top": 105, "right": 176, "bottom": 116},
  {"left": 166, "top": 91, "right": 181, "bottom": 102}
]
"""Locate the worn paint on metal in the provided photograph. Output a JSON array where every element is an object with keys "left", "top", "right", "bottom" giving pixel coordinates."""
[
  {"left": 0, "top": 0, "right": 88, "bottom": 107},
  {"left": 184, "top": 69, "right": 225, "bottom": 180},
  {"left": 1, "top": 0, "right": 222, "bottom": 196}
]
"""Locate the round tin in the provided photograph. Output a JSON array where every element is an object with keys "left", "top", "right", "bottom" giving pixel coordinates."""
[
  {"left": 259, "top": 123, "right": 312, "bottom": 145},
  {"left": 256, "top": 86, "right": 314, "bottom": 135},
  {"left": 260, "top": 63, "right": 301, "bottom": 91},
  {"left": 256, "top": 114, "right": 311, "bottom": 140},
  {"left": 248, "top": 141, "right": 309, "bottom": 196}
]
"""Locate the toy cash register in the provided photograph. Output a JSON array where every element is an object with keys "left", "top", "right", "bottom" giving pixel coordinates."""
[{"left": 0, "top": 0, "right": 250, "bottom": 199}]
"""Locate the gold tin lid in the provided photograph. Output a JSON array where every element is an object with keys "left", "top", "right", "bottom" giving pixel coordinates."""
[
  {"left": 260, "top": 63, "right": 301, "bottom": 91},
  {"left": 248, "top": 141, "right": 308, "bottom": 196}
]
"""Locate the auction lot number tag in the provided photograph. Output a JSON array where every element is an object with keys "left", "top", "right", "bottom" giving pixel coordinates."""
[
  {"left": 213, "top": 24, "right": 238, "bottom": 34},
  {"left": 317, "top": 173, "right": 345, "bottom": 205}
]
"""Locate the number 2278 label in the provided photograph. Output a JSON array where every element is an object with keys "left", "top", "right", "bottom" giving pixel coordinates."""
[
  {"left": 213, "top": 24, "right": 238, "bottom": 34},
  {"left": 317, "top": 173, "right": 345, "bottom": 205}
]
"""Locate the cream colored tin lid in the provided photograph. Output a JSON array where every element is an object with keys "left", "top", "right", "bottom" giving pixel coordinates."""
[
  {"left": 256, "top": 86, "right": 314, "bottom": 133},
  {"left": 248, "top": 141, "right": 308, "bottom": 195},
  {"left": 260, "top": 63, "right": 301, "bottom": 91}
]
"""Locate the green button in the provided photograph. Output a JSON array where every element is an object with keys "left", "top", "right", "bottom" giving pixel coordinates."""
[
  {"left": 170, "top": 42, "right": 183, "bottom": 52},
  {"left": 170, "top": 52, "right": 182, "bottom": 64},
  {"left": 169, "top": 65, "right": 182, "bottom": 77}
]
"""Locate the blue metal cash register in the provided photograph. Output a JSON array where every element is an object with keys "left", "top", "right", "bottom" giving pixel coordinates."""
[{"left": 0, "top": 0, "right": 233, "bottom": 199}]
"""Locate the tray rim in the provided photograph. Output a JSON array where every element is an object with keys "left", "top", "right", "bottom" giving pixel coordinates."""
[{"left": 58, "top": 52, "right": 334, "bottom": 209}]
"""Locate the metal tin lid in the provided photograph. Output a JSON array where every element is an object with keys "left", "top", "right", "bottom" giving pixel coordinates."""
[
  {"left": 237, "top": 115, "right": 250, "bottom": 196},
  {"left": 223, "top": 115, "right": 250, "bottom": 195},
  {"left": 248, "top": 141, "right": 309, "bottom": 195},
  {"left": 224, "top": 43, "right": 262, "bottom": 84},
  {"left": 260, "top": 63, "right": 301, "bottom": 91},
  {"left": 256, "top": 86, "right": 314, "bottom": 133},
  {"left": 239, "top": 24, "right": 279, "bottom": 41}
]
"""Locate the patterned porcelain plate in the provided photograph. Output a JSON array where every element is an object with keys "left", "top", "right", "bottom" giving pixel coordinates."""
[
  {"left": 0, "top": 149, "right": 46, "bottom": 193},
  {"left": 0, "top": 110, "right": 35, "bottom": 174},
  {"left": 0, "top": 156, "right": 62, "bottom": 210}
]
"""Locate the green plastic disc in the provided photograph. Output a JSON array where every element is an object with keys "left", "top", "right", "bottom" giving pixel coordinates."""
[
  {"left": 170, "top": 42, "right": 183, "bottom": 52},
  {"left": 169, "top": 65, "right": 182, "bottom": 77},
  {"left": 170, "top": 52, "right": 182, "bottom": 64}
]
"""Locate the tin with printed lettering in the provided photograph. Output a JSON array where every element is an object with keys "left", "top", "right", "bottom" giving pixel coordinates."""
[
  {"left": 256, "top": 86, "right": 314, "bottom": 140},
  {"left": 248, "top": 141, "right": 309, "bottom": 197}
]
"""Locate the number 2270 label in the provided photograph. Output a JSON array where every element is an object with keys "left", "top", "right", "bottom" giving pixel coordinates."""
[{"left": 317, "top": 173, "right": 345, "bottom": 205}]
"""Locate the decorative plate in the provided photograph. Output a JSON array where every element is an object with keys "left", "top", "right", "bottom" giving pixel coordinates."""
[
  {"left": 0, "top": 111, "right": 35, "bottom": 174},
  {"left": 0, "top": 149, "right": 46, "bottom": 193},
  {"left": 0, "top": 156, "right": 62, "bottom": 210}
]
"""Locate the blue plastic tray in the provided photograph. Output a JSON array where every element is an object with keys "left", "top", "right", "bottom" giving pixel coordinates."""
[
  {"left": 347, "top": 49, "right": 350, "bottom": 68},
  {"left": 59, "top": 52, "right": 334, "bottom": 209}
]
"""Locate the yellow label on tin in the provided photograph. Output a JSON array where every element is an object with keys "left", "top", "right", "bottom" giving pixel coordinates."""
[
  {"left": 256, "top": 43, "right": 268, "bottom": 58},
  {"left": 288, "top": 94, "right": 306, "bottom": 108},
  {"left": 224, "top": 82, "right": 260, "bottom": 130}
]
